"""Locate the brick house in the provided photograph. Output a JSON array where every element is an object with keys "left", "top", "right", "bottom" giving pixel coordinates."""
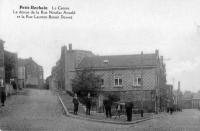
[
  {"left": 51, "top": 44, "right": 168, "bottom": 112},
  {"left": 76, "top": 50, "right": 167, "bottom": 112}
]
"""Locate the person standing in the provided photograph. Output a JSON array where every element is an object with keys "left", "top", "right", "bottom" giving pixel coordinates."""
[
  {"left": 0, "top": 79, "right": 6, "bottom": 106},
  {"left": 104, "top": 99, "right": 112, "bottom": 118},
  {"left": 86, "top": 93, "right": 92, "bottom": 115},
  {"left": 72, "top": 94, "right": 79, "bottom": 115},
  {"left": 12, "top": 80, "right": 17, "bottom": 93},
  {"left": 117, "top": 104, "right": 121, "bottom": 118},
  {"left": 125, "top": 101, "right": 133, "bottom": 121}
]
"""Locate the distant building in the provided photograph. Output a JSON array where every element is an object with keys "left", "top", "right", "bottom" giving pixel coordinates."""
[
  {"left": 161, "top": 84, "right": 173, "bottom": 109},
  {"left": 192, "top": 93, "right": 200, "bottom": 108},
  {"left": 18, "top": 57, "right": 44, "bottom": 88},
  {"left": 182, "top": 91, "right": 193, "bottom": 109},
  {"left": 173, "top": 81, "right": 183, "bottom": 109}
]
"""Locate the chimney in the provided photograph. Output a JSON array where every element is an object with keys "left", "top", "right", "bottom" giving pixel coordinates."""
[
  {"left": 160, "top": 56, "right": 163, "bottom": 64},
  {"left": 178, "top": 81, "right": 181, "bottom": 90},
  {"left": 61, "top": 45, "right": 67, "bottom": 57},
  {"left": 155, "top": 49, "right": 159, "bottom": 56},
  {"left": 0, "top": 39, "right": 5, "bottom": 45},
  {"left": 69, "top": 43, "right": 72, "bottom": 51}
]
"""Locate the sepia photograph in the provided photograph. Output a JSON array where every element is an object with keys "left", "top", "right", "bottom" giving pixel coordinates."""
[{"left": 0, "top": 0, "right": 200, "bottom": 130}]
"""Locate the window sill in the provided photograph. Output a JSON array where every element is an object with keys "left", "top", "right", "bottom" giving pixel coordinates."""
[
  {"left": 132, "top": 85, "right": 142, "bottom": 88},
  {"left": 113, "top": 86, "right": 123, "bottom": 88}
]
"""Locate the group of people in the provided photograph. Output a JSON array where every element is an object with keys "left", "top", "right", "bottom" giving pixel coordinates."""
[
  {"left": 103, "top": 99, "right": 112, "bottom": 118},
  {"left": 72, "top": 93, "right": 138, "bottom": 122},
  {"left": 72, "top": 93, "right": 92, "bottom": 115}
]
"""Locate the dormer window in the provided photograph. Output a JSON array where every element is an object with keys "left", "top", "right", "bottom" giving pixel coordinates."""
[{"left": 103, "top": 60, "right": 109, "bottom": 64}]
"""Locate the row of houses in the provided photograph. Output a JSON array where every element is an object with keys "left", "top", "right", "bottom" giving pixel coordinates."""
[
  {"left": 48, "top": 44, "right": 176, "bottom": 112},
  {"left": 182, "top": 91, "right": 200, "bottom": 109},
  {"left": 0, "top": 39, "right": 44, "bottom": 89}
]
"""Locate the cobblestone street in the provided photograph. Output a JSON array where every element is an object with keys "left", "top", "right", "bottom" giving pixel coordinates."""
[
  {"left": 0, "top": 89, "right": 200, "bottom": 131},
  {"left": 0, "top": 89, "right": 126, "bottom": 131},
  {"left": 128, "top": 109, "right": 200, "bottom": 131}
]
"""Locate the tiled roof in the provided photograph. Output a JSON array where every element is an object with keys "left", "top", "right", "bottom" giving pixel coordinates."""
[{"left": 77, "top": 53, "right": 157, "bottom": 69}]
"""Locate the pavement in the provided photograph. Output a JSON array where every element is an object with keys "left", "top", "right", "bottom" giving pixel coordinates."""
[
  {"left": 1, "top": 88, "right": 200, "bottom": 131},
  {"left": 59, "top": 92, "right": 166, "bottom": 125}
]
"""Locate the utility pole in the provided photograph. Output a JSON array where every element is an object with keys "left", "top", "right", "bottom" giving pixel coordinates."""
[{"left": 140, "top": 51, "right": 144, "bottom": 117}]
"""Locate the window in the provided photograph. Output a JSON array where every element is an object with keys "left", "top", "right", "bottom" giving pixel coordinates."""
[
  {"left": 133, "top": 76, "right": 142, "bottom": 86},
  {"left": 114, "top": 75, "right": 122, "bottom": 86},
  {"left": 100, "top": 79, "right": 104, "bottom": 86}
]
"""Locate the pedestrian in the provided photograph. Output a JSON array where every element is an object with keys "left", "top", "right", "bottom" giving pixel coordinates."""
[
  {"left": 141, "top": 109, "right": 144, "bottom": 117},
  {"left": 12, "top": 81, "right": 17, "bottom": 93},
  {"left": 103, "top": 99, "right": 112, "bottom": 118},
  {"left": 125, "top": 101, "right": 133, "bottom": 121},
  {"left": 170, "top": 107, "right": 173, "bottom": 115},
  {"left": 86, "top": 93, "right": 92, "bottom": 115},
  {"left": 0, "top": 79, "right": 6, "bottom": 106},
  {"left": 116, "top": 103, "right": 121, "bottom": 118},
  {"left": 72, "top": 94, "right": 79, "bottom": 115}
]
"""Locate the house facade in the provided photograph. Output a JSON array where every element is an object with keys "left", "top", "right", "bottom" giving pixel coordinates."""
[
  {"left": 182, "top": 91, "right": 193, "bottom": 109},
  {"left": 192, "top": 93, "right": 200, "bottom": 108},
  {"left": 76, "top": 50, "right": 167, "bottom": 112},
  {"left": 18, "top": 57, "right": 44, "bottom": 88},
  {"left": 173, "top": 81, "right": 183, "bottom": 109},
  {"left": 51, "top": 44, "right": 94, "bottom": 91},
  {"left": 0, "top": 39, "right": 5, "bottom": 80}
]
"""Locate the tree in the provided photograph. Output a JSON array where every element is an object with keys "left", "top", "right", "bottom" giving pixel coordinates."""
[
  {"left": 107, "top": 93, "right": 120, "bottom": 103},
  {"left": 71, "top": 68, "right": 102, "bottom": 104}
]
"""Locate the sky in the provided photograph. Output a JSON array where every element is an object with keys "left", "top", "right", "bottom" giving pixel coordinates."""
[{"left": 1, "top": 0, "right": 200, "bottom": 92}]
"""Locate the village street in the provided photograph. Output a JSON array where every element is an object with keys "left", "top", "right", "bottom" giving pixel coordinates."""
[{"left": 0, "top": 89, "right": 200, "bottom": 131}]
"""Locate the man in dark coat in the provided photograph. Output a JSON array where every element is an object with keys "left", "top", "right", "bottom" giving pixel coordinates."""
[
  {"left": 72, "top": 94, "right": 79, "bottom": 115},
  {"left": 103, "top": 99, "right": 112, "bottom": 118},
  {"left": 0, "top": 80, "right": 6, "bottom": 106},
  {"left": 125, "top": 101, "right": 133, "bottom": 121},
  {"left": 86, "top": 93, "right": 92, "bottom": 115},
  {"left": 12, "top": 81, "right": 17, "bottom": 93}
]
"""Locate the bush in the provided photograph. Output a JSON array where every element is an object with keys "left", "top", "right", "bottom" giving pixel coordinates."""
[{"left": 66, "top": 90, "right": 74, "bottom": 97}]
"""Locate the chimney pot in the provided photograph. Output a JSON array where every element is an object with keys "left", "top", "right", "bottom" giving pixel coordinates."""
[
  {"left": 69, "top": 43, "right": 72, "bottom": 50},
  {"left": 155, "top": 49, "right": 159, "bottom": 55}
]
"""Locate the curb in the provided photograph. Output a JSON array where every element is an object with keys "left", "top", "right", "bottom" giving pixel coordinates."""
[
  {"left": 57, "top": 95, "right": 70, "bottom": 116},
  {"left": 57, "top": 94, "right": 166, "bottom": 125}
]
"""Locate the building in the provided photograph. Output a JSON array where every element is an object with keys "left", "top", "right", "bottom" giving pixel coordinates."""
[
  {"left": 192, "top": 93, "right": 200, "bottom": 109},
  {"left": 173, "top": 81, "right": 183, "bottom": 109},
  {"left": 76, "top": 50, "right": 167, "bottom": 112},
  {"left": 51, "top": 44, "right": 94, "bottom": 91},
  {"left": 0, "top": 39, "right": 5, "bottom": 80},
  {"left": 18, "top": 57, "right": 44, "bottom": 88},
  {"left": 51, "top": 44, "right": 169, "bottom": 112},
  {"left": 161, "top": 84, "right": 173, "bottom": 110},
  {"left": 4, "top": 50, "right": 18, "bottom": 84},
  {"left": 0, "top": 39, "right": 19, "bottom": 93},
  {"left": 182, "top": 91, "right": 193, "bottom": 109}
]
